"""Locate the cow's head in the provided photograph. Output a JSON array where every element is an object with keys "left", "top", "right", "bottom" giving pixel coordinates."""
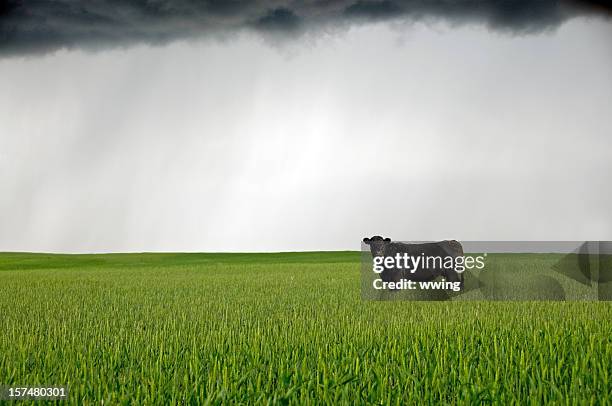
[{"left": 363, "top": 235, "right": 391, "bottom": 257}]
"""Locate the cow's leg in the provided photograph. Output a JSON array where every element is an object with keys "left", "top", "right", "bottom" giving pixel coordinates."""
[
  {"left": 441, "top": 267, "right": 458, "bottom": 281},
  {"left": 443, "top": 269, "right": 463, "bottom": 292}
]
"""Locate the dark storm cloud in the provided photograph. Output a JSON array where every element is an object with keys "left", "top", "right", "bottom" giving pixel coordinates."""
[
  {"left": 0, "top": 0, "right": 610, "bottom": 56},
  {"left": 254, "top": 8, "right": 302, "bottom": 31},
  {"left": 345, "top": 1, "right": 403, "bottom": 20}
]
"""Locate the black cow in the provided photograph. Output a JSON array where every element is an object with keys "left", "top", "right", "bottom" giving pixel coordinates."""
[{"left": 363, "top": 236, "right": 464, "bottom": 287}]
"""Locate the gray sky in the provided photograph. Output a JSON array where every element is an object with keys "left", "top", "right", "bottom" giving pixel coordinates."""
[{"left": 1, "top": 16, "right": 611, "bottom": 252}]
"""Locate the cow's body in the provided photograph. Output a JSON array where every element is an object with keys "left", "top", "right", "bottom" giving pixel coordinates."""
[{"left": 363, "top": 237, "right": 464, "bottom": 286}]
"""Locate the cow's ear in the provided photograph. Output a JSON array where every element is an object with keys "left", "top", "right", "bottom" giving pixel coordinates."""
[
  {"left": 363, "top": 237, "right": 370, "bottom": 244},
  {"left": 384, "top": 237, "right": 391, "bottom": 242}
]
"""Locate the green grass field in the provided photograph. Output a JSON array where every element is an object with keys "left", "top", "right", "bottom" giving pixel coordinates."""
[{"left": 0, "top": 252, "right": 610, "bottom": 404}]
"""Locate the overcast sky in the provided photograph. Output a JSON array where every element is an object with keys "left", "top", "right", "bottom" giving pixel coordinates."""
[{"left": 1, "top": 3, "right": 611, "bottom": 252}]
